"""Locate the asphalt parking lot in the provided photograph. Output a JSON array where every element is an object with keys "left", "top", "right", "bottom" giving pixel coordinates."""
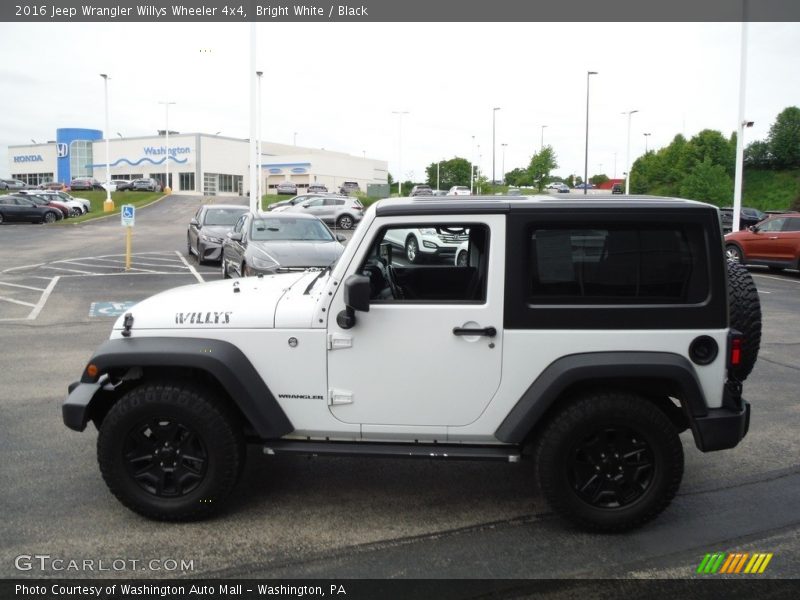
[{"left": 1, "top": 195, "right": 799, "bottom": 581}]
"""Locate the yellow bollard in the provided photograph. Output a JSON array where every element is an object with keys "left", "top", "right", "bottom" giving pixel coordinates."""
[{"left": 125, "top": 226, "right": 132, "bottom": 271}]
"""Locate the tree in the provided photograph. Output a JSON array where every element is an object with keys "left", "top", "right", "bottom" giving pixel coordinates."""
[
  {"left": 590, "top": 174, "right": 609, "bottom": 186},
  {"left": 424, "top": 157, "right": 472, "bottom": 190},
  {"left": 744, "top": 140, "right": 772, "bottom": 168},
  {"left": 527, "top": 146, "right": 558, "bottom": 192},
  {"left": 679, "top": 157, "right": 733, "bottom": 205},
  {"left": 505, "top": 167, "right": 531, "bottom": 186},
  {"left": 767, "top": 106, "right": 800, "bottom": 168}
]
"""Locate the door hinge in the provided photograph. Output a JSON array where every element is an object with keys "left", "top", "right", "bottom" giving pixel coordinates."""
[
  {"left": 327, "top": 333, "right": 352, "bottom": 350},
  {"left": 329, "top": 389, "right": 353, "bottom": 405}
]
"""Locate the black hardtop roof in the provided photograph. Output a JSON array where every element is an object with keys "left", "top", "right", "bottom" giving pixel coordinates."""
[{"left": 374, "top": 195, "right": 716, "bottom": 217}]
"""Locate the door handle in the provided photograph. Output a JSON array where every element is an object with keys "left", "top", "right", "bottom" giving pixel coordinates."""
[{"left": 453, "top": 326, "right": 497, "bottom": 337}]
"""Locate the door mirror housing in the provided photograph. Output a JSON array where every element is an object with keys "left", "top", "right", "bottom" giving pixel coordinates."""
[
  {"left": 227, "top": 231, "right": 243, "bottom": 241},
  {"left": 337, "top": 274, "right": 371, "bottom": 329},
  {"left": 190, "top": 218, "right": 199, "bottom": 227},
  {"left": 379, "top": 242, "right": 393, "bottom": 265},
  {"left": 336, "top": 234, "right": 347, "bottom": 242}
]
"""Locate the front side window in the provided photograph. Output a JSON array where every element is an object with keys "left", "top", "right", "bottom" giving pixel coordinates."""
[
  {"left": 759, "top": 218, "right": 785, "bottom": 232},
  {"left": 527, "top": 225, "right": 706, "bottom": 305},
  {"left": 359, "top": 223, "right": 488, "bottom": 303}
]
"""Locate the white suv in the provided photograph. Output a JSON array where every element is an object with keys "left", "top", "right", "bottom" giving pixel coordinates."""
[
  {"left": 447, "top": 185, "right": 471, "bottom": 196},
  {"left": 383, "top": 227, "right": 469, "bottom": 264}
]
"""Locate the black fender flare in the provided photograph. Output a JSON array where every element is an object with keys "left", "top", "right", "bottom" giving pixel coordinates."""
[
  {"left": 74, "top": 336, "right": 294, "bottom": 439},
  {"left": 494, "top": 352, "right": 708, "bottom": 444}
]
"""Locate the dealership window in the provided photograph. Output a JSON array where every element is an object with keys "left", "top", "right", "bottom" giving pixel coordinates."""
[
  {"left": 217, "top": 174, "right": 243, "bottom": 194},
  {"left": 526, "top": 225, "right": 706, "bottom": 305},
  {"left": 69, "top": 140, "right": 93, "bottom": 178},
  {"left": 114, "top": 174, "right": 141, "bottom": 180},
  {"left": 11, "top": 173, "right": 54, "bottom": 186},
  {"left": 179, "top": 172, "right": 195, "bottom": 191}
]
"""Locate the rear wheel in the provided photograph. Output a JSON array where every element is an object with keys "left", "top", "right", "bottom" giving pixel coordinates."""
[
  {"left": 727, "top": 261, "right": 761, "bottom": 380},
  {"left": 535, "top": 391, "right": 684, "bottom": 532},
  {"left": 70, "top": 208, "right": 81, "bottom": 217},
  {"left": 337, "top": 214, "right": 354, "bottom": 230},
  {"left": 43, "top": 211, "right": 56, "bottom": 224},
  {"left": 97, "top": 381, "right": 244, "bottom": 521}
]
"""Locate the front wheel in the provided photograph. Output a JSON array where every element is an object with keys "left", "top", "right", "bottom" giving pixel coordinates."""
[
  {"left": 535, "top": 391, "right": 684, "bottom": 532},
  {"left": 726, "top": 244, "right": 743, "bottom": 264},
  {"left": 456, "top": 249, "right": 468, "bottom": 267},
  {"left": 405, "top": 236, "right": 420, "bottom": 264},
  {"left": 97, "top": 381, "right": 245, "bottom": 520}
]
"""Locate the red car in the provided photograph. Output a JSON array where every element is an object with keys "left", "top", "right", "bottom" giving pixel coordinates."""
[
  {"left": 725, "top": 212, "right": 800, "bottom": 272},
  {"left": 22, "top": 195, "right": 71, "bottom": 219}
]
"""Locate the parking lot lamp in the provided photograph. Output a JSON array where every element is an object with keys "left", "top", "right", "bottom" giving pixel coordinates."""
[
  {"left": 643, "top": 132, "right": 651, "bottom": 153},
  {"left": 392, "top": 111, "right": 409, "bottom": 195},
  {"left": 470, "top": 135, "right": 475, "bottom": 194},
  {"left": 501, "top": 143, "right": 508, "bottom": 184},
  {"left": 158, "top": 101, "right": 176, "bottom": 193},
  {"left": 540, "top": 125, "right": 547, "bottom": 150},
  {"left": 100, "top": 74, "right": 113, "bottom": 212},
  {"left": 492, "top": 107, "right": 501, "bottom": 186},
  {"left": 623, "top": 109, "right": 639, "bottom": 195},
  {"left": 584, "top": 71, "right": 598, "bottom": 195},
  {"left": 256, "top": 71, "right": 263, "bottom": 205}
]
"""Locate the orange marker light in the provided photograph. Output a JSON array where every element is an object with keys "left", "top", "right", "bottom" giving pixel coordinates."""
[{"left": 86, "top": 364, "right": 99, "bottom": 379}]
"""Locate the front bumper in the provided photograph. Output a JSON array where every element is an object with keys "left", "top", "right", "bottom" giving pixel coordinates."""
[
  {"left": 199, "top": 242, "right": 223, "bottom": 262},
  {"left": 63, "top": 380, "right": 103, "bottom": 432}
]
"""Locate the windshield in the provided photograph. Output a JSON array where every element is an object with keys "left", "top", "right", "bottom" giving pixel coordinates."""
[
  {"left": 204, "top": 208, "right": 247, "bottom": 226},
  {"left": 251, "top": 217, "right": 334, "bottom": 242}
]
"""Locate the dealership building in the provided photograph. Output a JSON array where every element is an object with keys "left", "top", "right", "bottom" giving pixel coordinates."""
[{"left": 7, "top": 128, "right": 389, "bottom": 196}]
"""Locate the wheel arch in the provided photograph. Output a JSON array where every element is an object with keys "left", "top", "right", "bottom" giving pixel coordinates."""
[
  {"left": 495, "top": 352, "right": 706, "bottom": 446},
  {"left": 65, "top": 337, "right": 294, "bottom": 440}
]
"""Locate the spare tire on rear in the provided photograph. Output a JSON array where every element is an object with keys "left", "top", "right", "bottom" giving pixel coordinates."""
[{"left": 727, "top": 261, "right": 761, "bottom": 381}]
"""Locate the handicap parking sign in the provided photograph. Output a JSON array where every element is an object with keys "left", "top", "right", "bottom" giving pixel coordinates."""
[{"left": 121, "top": 204, "right": 135, "bottom": 227}]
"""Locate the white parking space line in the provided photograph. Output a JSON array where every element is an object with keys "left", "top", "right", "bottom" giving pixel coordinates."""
[
  {"left": 0, "top": 295, "right": 36, "bottom": 307},
  {"left": 753, "top": 273, "right": 800, "bottom": 285},
  {"left": 175, "top": 250, "right": 204, "bottom": 283},
  {"left": 40, "top": 266, "right": 94, "bottom": 275},
  {"left": 27, "top": 277, "right": 59, "bottom": 320},
  {"left": 127, "top": 254, "right": 185, "bottom": 264},
  {"left": 1, "top": 262, "right": 45, "bottom": 274},
  {"left": 0, "top": 282, "right": 46, "bottom": 292}
]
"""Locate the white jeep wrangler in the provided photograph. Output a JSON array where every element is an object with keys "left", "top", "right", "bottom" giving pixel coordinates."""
[{"left": 64, "top": 196, "right": 761, "bottom": 531}]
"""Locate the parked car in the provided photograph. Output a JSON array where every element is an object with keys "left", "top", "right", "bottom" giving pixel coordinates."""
[
  {"left": 222, "top": 212, "right": 346, "bottom": 278},
  {"left": 447, "top": 186, "right": 471, "bottom": 196},
  {"left": 724, "top": 213, "right": 800, "bottom": 272},
  {"left": 269, "top": 194, "right": 329, "bottom": 212},
  {"left": 51, "top": 191, "right": 91, "bottom": 213},
  {"left": 383, "top": 226, "right": 470, "bottom": 264},
  {"left": 187, "top": 204, "right": 250, "bottom": 264},
  {"left": 284, "top": 195, "right": 364, "bottom": 230},
  {"left": 131, "top": 178, "right": 161, "bottom": 192},
  {"left": 0, "top": 195, "right": 63, "bottom": 224},
  {"left": 19, "top": 190, "right": 85, "bottom": 216},
  {"left": 410, "top": 185, "right": 434, "bottom": 197},
  {"left": 70, "top": 178, "right": 103, "bottom": 191},
  {"left": 545, "top": 182, "right": 562, "bottom": 190},
  {"left": 556, "top": 183, "right": 570, "bottom": 193},
  {"left": 575, "top": 182, "right": 595, "bottom": 190},
  {"left": 506, "top": 187, "right": 522, "bottom": 196},
  {"left": 1, "top": 179, "right": 28, "bottom": 191},
  {"left": 40, "top": 182, "right": 67, "bottom": 191},
  {"left": 307, "top": 183, "right": 328, "bottom": 194},
  {"left": 21, "top": 194, "right": 70, "bottom": 218},
  {"left": 338, "top": 181, "right": 361, "bottom": 196},
  {"left": 275, "top": 181, "right": 298, "bottom": 195},
  {"left": 611, "top": 183, "right": 623, "bottom": 194},
  {"left": 719, "top": 207, "right": 767, "bottom": 233}
]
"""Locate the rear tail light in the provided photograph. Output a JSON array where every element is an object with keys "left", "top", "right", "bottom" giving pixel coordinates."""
[{"left": 730, "top": 335, "right": 743, "bottom": 367}]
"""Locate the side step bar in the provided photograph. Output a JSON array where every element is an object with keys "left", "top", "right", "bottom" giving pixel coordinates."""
[{"left": 263, "top": 440, "right": 522, "bottom": 462}]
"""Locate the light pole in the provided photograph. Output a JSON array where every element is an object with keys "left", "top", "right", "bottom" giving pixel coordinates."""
[
  {"left": 470, "top": 135, "right": 475, "bottom": 194},
  {"left": 584, "top": 71, "right": 598, "bottom": 195},
  {"left": 100, "top": 74, "right": 113, "bottom": 211},
  {"left": 392, "top": 111, "right": 409, "bottom": 196},
  {"left": 436, "top": 159, "right": 442, "bottom": 192},
  {"left": 256, "top": 71, "right": 263, "bottom": 205},
  {"left": 501, "top": 143, "right": 507, "bottom": 184},
  {"left": 623, "top": 109, "right": 639, "bottom": 195},
  {"left": 492, "top": 107, "right": 501, "bottom": 185},
  {"left": 733, "top": 18, "right": 750, "bottom": 233},
  {"left": 643, "top": 132, "right": 651, "bottom": 153},
  {"left": 158, "top": 101, "right": 176, "bottom": 193},
  {"left": 540, "top": 125, "right": 548, "bottom": 150},
  {"left": 294, "top": 131, "right": 297, "bottom": 146}
]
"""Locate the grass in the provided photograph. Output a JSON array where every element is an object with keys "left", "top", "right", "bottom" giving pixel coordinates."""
[
  {"left": 0, "top": 189, "right": 164, "bottom": 224},
  {"left": 742, "top": 168, "right": 800, "bottom": 211}
]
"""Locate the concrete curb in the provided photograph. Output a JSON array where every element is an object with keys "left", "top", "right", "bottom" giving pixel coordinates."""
[{"left": 62, "top": 193, "right": 169, "bottom": 226}]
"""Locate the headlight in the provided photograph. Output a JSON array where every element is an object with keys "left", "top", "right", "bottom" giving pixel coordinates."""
[
  {"left": 419, "top": 228, "right": 437, "bottom": 235},
  {"left": 201, "top": 234, "right": 223, "bottom": 244},
  {"left": 249, "top": 255, "right": 278, "bottom": 270}
]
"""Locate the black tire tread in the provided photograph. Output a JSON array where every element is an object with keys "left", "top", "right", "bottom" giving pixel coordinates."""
[
  {"left": 97, "top": 380, "right": 244, "bottom": 521},
  {"left": 727, "top": 261, "right": 761, "bottom": 380},
  {"left": 535, "top": 391, "right": 684, "bottom": 533}
]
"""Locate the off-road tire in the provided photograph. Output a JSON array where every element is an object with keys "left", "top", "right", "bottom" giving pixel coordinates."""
[
  {"left": 535, "top": 391, "right": 684, "bottom": 532},
  {"left": 97, "top": 381, "right": 244, "bottom": 521},
  {"left": 727, "top": 261, "right": 761, "bottom": 381}
]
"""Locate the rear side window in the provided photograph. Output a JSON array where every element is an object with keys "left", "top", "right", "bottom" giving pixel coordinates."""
[
  {"left": 783, "top": 217, "right": 800, "bottom": 232},
  {"left": 527, "top": 225, "right": 707, "bottom": 305}
]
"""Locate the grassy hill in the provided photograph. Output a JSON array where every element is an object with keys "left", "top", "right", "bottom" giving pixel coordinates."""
[{"left": 743, "top": 168, "right": 800, "bottom": 211}]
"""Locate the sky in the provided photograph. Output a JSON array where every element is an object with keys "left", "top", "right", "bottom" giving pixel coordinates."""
[{"left": 1, "top": 21, "right": 799, "bottom": 182}]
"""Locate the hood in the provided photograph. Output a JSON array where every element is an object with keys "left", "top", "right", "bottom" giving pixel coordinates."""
[
  {"left": 247, "top": 240, "right": 343, "bottom": 268},
  {"left": 199, "top": 225, "right": 234, "bottom": 238},
  {"left": 112, "top": 272, "right": 310, "bottom": 332}
]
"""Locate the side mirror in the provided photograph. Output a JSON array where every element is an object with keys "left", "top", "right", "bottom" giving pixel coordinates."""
[
  {"left": 227, "top": 231, "right": 243, "bottom": 241},
  {"left": 336, "top": 234, "right": 347, "bottom": 242},
  {"left": 749, "top": 225, "right": 758, "bottom": 233},
  {"left": 337, "top": 274, "right": 371, "bottom": 329},
  {"left": 379, "top": 242, "right": 393, "bottom": 265},
  {"left": 190, "top": 218, "right": 199, "bottom": 227}
]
